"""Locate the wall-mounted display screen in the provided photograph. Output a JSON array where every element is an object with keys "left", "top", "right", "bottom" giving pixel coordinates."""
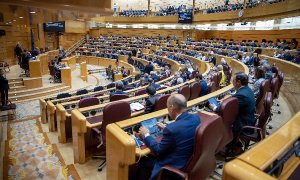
[
  {"left": 178, "top": 13, "right": 193, "bottom": 23},
  {"left": 43, "top": 21, "right": 65, "bottom": 32}
]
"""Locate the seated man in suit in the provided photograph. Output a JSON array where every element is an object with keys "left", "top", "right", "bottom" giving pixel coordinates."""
[
  {"left": 144, "top": 86, "right": 160, "bottom": 114},
  {"left": 137, "top": 94, "right": 201, "bottom": 180},
  {"left": 195, "top": 74, "right": 208, "bottom": 96},
  {"left": 109, "top": 81, "right": 128, "bottom": 97},
  {"left": 148, "top": 78, "right": 161, "bottom": 89}
]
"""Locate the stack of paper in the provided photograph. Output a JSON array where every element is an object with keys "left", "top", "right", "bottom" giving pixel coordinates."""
[{"left": 130, "top": 102, "right": 145, "bottom": 112}]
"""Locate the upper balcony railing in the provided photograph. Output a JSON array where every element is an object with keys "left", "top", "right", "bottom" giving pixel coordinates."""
[{"left": 91, "top": 0, "right": 300, "bottom": 24}]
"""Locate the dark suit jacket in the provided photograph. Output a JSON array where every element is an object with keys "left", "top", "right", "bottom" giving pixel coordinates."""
[
  {"left": 144, "top": 112, "right": 201, "bottom": 179},
  {"left": 144, "top": 64, "right": 154, "bottom": 74},
  {"left": 109, "top": 90, "right": 128, "bottom": 97},
  {"left": 144, "top": 94, "right": 159, "bottom": 114},
  {"left": 0, "top": 76, "right": 9, "bottom": 90},
  {"left": 232, "top": 86, "right": 256, "bottom": 134}
]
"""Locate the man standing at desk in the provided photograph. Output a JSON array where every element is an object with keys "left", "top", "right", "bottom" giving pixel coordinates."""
[{"left": 138, "top": 94, "right": 200, "bottom": 180}]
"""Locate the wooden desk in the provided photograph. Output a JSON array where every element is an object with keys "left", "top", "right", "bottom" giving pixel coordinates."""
[
  {"left": 223, "top": 112, "right": 300, "bottom": 179},
  {"left": 80, "top": 62, "right": 88, "bottom": 82},
  {"left": 29, "top": 60, "right": 42, "bottom": 78},
  {"left": 115, "top": 73, "right": 123, "bottom": 81},
  {"left": 106, "top": 111, "right": 218, "bottom": 180},
  {"left": 61, "top": 67, "right": 72, "bottom": 88}
]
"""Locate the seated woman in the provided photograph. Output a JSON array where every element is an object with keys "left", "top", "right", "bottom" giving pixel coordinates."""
[{"left": 251, "top": 66, "right": 265, "bottom": 98}]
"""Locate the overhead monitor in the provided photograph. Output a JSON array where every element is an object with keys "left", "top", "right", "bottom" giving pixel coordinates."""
[
  {"left": 178, "top": 12, "right": 193, "bottom": 23},
  {"left": 43, "top": 21, "right": 65, "bottom": 32}
]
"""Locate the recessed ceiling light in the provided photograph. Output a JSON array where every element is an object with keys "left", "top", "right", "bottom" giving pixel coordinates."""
[
  {"left": 19, "top": 16, "right": 24, "bottom": 19},
  {"left": 8, "top": 22, "right": 12, "bottom": 23},
  {"left": 13, "top": 19, "right": 16, "bottom": 21},
  {"left": 5, "top": 23, "right": 8, "bottom": 24},
  {"left": 30, "top": 11, "right": 36, "bottom": 14},
  {"left": 64, "top": 4, "right": 70, "bottom": 7}
]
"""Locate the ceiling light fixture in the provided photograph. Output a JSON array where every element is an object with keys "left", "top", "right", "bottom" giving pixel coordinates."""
[
  {"left": 19, "top": 16, "right": 24, "bottom": 19},
  {"left": 13, "top": 19, "right": 16, "bottom": 21},
  {"left": 30, "top": 11, "right": 36, "bottom": 14}
]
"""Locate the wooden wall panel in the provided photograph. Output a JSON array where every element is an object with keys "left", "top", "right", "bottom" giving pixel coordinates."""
[
  {"left": 90, "top": 28, "right": 197, "bottom": 41},
  {"left": 59, "top": 33, "right": 85, "bottom": 50},
  {"left": 65, "top": 20, "right": 87, "bottom": 34},
  {"left": 196, "top": 30, "right": 300, "bottom": 48},
  {"left": 0, "top": 5, "right": 31, "bottom": 65}
]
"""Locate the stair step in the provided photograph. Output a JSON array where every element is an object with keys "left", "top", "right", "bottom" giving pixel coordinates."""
[
  {"left": 9, "top": 86, "right": 27, "bottom": 91},
  {"left": 8, "top": 81, "right": 23, "bottom": 86},
  {"left": 8, "top": 78, "right": 23, "bottom": 83},
  {"left": 8, "top": 84, "right": 65, "bottom": 97},
  {"left": 9, "top": 86, "right": 70, "bottom": 102}
]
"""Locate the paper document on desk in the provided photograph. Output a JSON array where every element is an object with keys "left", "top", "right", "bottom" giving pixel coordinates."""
[{"left": 130, "top": 102, "right": 144, "bottom": 111}]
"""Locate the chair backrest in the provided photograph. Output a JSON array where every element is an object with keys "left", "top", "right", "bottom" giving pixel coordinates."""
[
  {"left": 208, "top": 82, "right": 217, "bottom": 93},
  {"left": 56, "top": 93, "right": 72, "bottom": 99},
  {"left": 184, "top": 115, "right": 223, "bottom": 180},
  {"left": 102, "top": 101, "right": 131, "bottom": 145},
  {"left": 255, "top": 79, "right": 270, "bottom": 115},
  {"left": 178, "top": 84, "right": 191, "bottom": 101},
  {"left": 94, "top": 86, "right": 104, "bottom": 92},
  {"left": 276, "top": 72, "right": 284, "bottom": 98},
  {"left": 124, "top": 86, "right": 134, "bottom": 91},
  {"left": 135, "top": 89, "right": 146, "bottom": 96},
  {"left": 217, "top": 97, "right": 239, "bottom": 151},
  {"left": 78, "top": 97, "right": 100, "bottom": 108},
  {"left": 270, "top": 77, "right": 279, "bottom": 99},
  {"left": 189, "top": 82, "right": 201, "bottom": 100},
  {"left": 110, "top": 94, "right": 130, "bottom": 102},
  {"left": 76, "top": 89, "right": 89, "bottom": 95},
  {"left": 210, "top": 74, "right": 218, "bottom": 85},
  {"left": 257, "top": 92, "right": 273, "bottom": 139},
  {"left": 49, "top": 65, "right": 55, "bottom": 76},
  {"left": 154, "top": 94, "right": 170, "bottom": 111},
  {"left": 107, "top": 83, "right": 115, "bottom": 89}
]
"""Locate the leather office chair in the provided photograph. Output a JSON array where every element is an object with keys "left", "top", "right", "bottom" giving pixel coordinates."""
[
  {"left": 238, "top": 92, "right": 273, "bottom": 150},
  {"left": 216, "top": 97, "right": 239, "bottom": 152},
  {"left": 154, "top": 94, "right": 170, "bottom": 111},
  {"left": 178, "top": 84, "right": 191, "bottom": 101},
  {"left": 78, "top": 97, "right": 100, "bottom": 108},
  {"left": 56, "top": 93, "right": 72, "bottom": 99},
  {"left": 189, "top": 82, "right": 201, "bottom": 100},
  {"left": 157, "top": 115, "right": 223, "bottom": 180},
  {"left": 94, "top": 86, "right": 104, "bottom": 92},
  {"left": 226, "top": 68, "right": 232, "bottom": 85},
  {"left": 124, "top": 86, "right": 134, "bottom": 91},
  {"left": 110, "top": 94, "right": 129, "bottom": 102},
  {"left": 210, "top": 74, "right": 218, "bottom": 86},
  {"left": 92, "top": 101, "right": 131, "bottom": 171},
  {"left": 135, "top": 89, "right": 146, "bottom": 96},
  {"left": 76, "top": 89, "right": 89, "bottom": 96},
  {"left": 255, "top": 79, "right": 270, "bottom": 116},
  {"left": 208, "top": 82, "right": 217, "bottom": 93},
  {"left": 270, "top": 77, "right": 279, "bottom": 100},
  {"left": 275, "top": 72, "right": 284, "bottom": 99}
]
